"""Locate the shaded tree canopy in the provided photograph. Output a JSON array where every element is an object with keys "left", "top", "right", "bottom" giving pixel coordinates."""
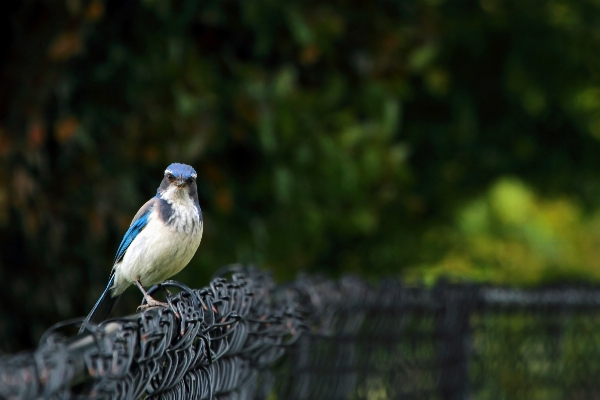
[{"left": 1, "top": 0, "right": 600, "bottom": 351}]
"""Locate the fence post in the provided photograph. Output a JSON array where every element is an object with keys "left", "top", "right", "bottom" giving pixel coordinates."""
[{"left": 435, "top": 282, "right": 479, "bottom": 400}]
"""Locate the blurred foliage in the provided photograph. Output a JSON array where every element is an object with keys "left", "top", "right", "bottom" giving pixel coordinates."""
[
  {"left": 1, "top": 0, "right": 600, "bottom": 351},
  {"left": 409, "top": 178, "right": 600, "bottom": 284},
  {"left": 471, "top": 312, "right": 600, "bottom": 399}
]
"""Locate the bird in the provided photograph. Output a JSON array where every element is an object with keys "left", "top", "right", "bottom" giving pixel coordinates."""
[{"left": 81, "top": 163, "right": 203, "bottom": 329}]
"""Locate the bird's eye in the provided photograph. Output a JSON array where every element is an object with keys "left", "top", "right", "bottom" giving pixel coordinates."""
[
  {"left": 186, "top": 177, "right": 195, "bottom": 185},
  {"left": 166, "top": 173, "right": 174, "bottom": 181}
]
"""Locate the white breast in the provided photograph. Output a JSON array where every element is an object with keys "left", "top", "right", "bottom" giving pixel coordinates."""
[
  {"left": 112, "top": 195, "right": 202, "bottom": 295},
  {"left": 165, "top": 195, "right": 203, "bottom": 236}
]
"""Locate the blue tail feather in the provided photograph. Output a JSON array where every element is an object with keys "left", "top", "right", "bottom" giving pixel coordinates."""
[{"left": 80, "top": 274, "right": 120, "bottom": 332}]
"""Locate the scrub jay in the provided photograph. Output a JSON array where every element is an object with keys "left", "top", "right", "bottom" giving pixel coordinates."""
[{"left": 82, "top": 163, "right": 203, "bottom": 327}]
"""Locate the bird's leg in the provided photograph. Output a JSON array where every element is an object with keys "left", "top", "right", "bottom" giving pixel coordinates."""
[{"left": 135, "top": 279, "right": 169, "bottom": 309}]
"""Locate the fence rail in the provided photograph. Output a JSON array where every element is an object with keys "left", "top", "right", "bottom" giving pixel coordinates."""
[{"left": 1, "top": 268, "right": 600, "bottom": 399}]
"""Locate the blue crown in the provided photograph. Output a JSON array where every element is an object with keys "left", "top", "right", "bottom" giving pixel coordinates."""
[{"left": 165, "top": 163, "right": 197, "bottom": 179}]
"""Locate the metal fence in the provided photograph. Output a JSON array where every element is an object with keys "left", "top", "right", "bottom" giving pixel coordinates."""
[{"left": 2, "top": 267, "right": 600, "bottom": 399}]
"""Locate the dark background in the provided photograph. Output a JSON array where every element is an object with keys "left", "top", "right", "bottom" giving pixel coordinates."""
[{"left": 2, "top": 0, "right": 600, "bottom": 352}]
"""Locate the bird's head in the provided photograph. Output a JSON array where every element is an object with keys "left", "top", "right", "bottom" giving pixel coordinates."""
[{"left": 158, "top": 163, "right": 198, "bottom": 201}]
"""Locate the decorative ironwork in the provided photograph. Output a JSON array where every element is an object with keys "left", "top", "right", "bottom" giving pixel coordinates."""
[{"left": 2, "top": 269, "right": 600, "bottom": 399}]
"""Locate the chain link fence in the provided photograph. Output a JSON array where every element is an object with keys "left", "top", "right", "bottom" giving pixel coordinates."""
[{"left": 1, "top": 267, "right": 600, "bottom": 399}]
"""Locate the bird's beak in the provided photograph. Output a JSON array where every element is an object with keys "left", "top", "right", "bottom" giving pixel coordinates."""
[{"left": 175, "top": 177, "right": 186, "bottom": 188}]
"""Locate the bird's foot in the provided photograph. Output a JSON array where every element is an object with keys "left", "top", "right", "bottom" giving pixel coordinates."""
[
  {"left": 137, "top": 295, "right": 169, "bottom": 311},
  {"left": 137, "top": 295, "right": 180, "bottom": 319}
]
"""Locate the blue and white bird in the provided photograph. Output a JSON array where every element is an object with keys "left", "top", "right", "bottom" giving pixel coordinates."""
[{"left": 82, "top": 163, "right": 203, "bottom": 326}]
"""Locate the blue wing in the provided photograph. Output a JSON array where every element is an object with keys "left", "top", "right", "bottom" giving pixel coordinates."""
[{"left": 113, "top": 197, "right": 155, "bottom": 264}]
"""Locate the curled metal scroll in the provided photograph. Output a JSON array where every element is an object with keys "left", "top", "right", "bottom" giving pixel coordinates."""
[
  {"left": 4, "top": 270, "right": 600, "bottom": 399},
  {"left": 0, "top": 266, "right": 305, "bottom": 399}
]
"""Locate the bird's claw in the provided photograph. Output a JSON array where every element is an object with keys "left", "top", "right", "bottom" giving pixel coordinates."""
[
  {"left": 137, "top": 295, "right": 182, "bottom": 320},
  {"left": 137, "top": 296, "right": 169, "bottom": 311}
]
